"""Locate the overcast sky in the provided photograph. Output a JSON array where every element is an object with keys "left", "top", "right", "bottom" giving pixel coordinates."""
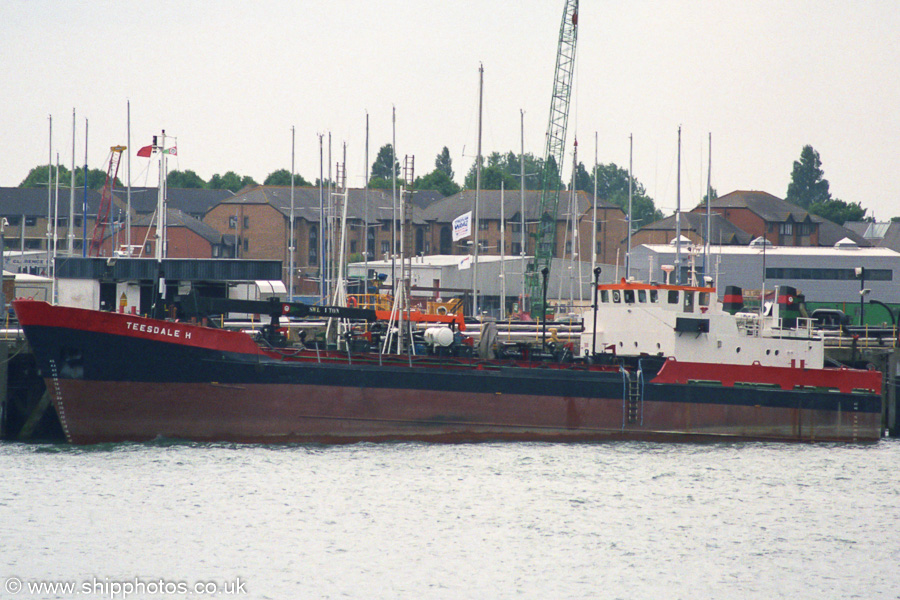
[{"left": 3, "top": 1, "right": 898, "bottom": 219}]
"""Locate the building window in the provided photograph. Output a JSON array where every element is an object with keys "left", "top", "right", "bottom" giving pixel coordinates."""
[
  {"left": 565, "top": 241, "right": 572, "bottom": 255},
  {"left": 243, "top": 216, "right": 250, "bottom": 229},
  {"left": 144, "top": 241, "right": 153, "bottom": 254},
  {"left": 381, "top": 240, "right": 390, "bottom": 255},
  {"left": 596, "top": 221, "right": 602, "bottom": 232},
  {"left": 5, "top": 216, "right": 20, "bottom": 226},
  {"left": 25, "top": 216, "right": 37, "bottom": 226},
  {"left": 381, "top": 220, "right": 391, "bottom": 231},
  {"left": 243, "top": 238, "right": 249, "bottom": 252},
  {"left": 479, "top": 220, "right": 490, "bottom": 231},
  {"left": 367, "top": 228, "right": 375, "bottom": 258},
  {"left": 24, "top": 239, "right": 41, "bottom": 249},
  {"left": 512, "top": 242, "right": 522, "bottom": 255},
  {"left": 309, "top": 226, "right": 318, "bottom": 265},
  {"left": 779, "top": 223, "right": 793, "bottom": 235},
  {"left": 74, "top": 216, "right": 83, "bottom": 227},
  {"left": 595, "top": 241, "right": 602, "bottom": 254},
  {"left": 350, "top": 240, "right": 357, "bottom": 254},
  {"left": 229, "top": 215, "right": 237, "bottom": 229},
  {"left": 766, "top": 267, "right": 892, "bottom": 281}
]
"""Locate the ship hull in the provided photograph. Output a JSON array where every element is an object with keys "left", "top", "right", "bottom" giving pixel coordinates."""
[{"left": 15, "top": 301, "right": 882, "bottom": 445}]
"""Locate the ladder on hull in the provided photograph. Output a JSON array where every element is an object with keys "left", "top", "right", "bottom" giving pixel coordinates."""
[{"left": 622, "top": 367, "right": 643, "bottom": 427}]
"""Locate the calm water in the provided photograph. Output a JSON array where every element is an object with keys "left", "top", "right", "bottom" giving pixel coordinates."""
[{"left": 1, "top": 439, "right": 899, "bottom": 600}]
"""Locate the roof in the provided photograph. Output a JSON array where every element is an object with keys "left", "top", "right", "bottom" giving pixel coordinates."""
[
  {"left": 351, "top": 254, "right": 530, "bottom": 268},
  {"left": 422, "top": 189, "right": 621, "bottom": 223},
  {"left": 638, "top": 211, "right": 752, "bottom": 245},
  {"left": 219, "top": 186, "right": 445, "bottom": 226},
  {"left": 876, "top": 222, "right": 900, "bottom": 252},
  {"left": 112, "top": 187, "right": 234, "bottom": 216},
  {"left": 0, "top": 187, "right": 103, "bottom": 216},
  {"left": 636, "top": 242, "right": 900, "bottom": 259},
  {"left": 124, "top": 208, "right": 223, "bottom": 244},
  {"left": 706, "top": 190, "right": 814, "bottom": 223},
  {"left": 815, "top": 219, "right": 872, "bottom": 247}
]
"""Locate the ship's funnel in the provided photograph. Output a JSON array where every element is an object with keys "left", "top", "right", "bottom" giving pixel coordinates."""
[
  {"left": 777, "top": 285, "right": 801, "bottom": 328},
  {"left": 722, "top": 285, "right": 743, "bottom": 314}
]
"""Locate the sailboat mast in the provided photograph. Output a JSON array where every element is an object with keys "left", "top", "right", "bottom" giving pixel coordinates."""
[
  {"left": 627, "top": 133, "right": 633, "bottom": 279},
  {"left": 592, "top": 131, "right": 597, "bottom": 281},
  {"left": 705, "top": 132, "right": 712, "bottom": 285},
  {"left": 520, "top": 109, "right": 526, "bottom": 314},
  {"left": 47, "top": 115, "right": 52, "bottom": 274},
  {"left": 82, "top": 118, "right": 88, "bottom": 258},
  {"left": 675, "top": 126, "right": 682, "bottom": 285},
  {"left": 289, "top": 126, "right": 296, "bottom": 299},
  {"left": 472, "top": 64, "right": 483, "bottom": 319},
  {"left": 127, "top": 101, "right": 132, "bottom": 251},
  {"left": 69, "top": 109, "right": 76, "bottom": 257}
]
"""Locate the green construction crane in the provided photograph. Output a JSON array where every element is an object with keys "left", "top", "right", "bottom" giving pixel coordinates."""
[{"left": 525, "top": 0, "right": 578, "bottom": 318}]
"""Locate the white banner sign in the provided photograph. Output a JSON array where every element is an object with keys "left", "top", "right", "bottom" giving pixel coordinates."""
[
  {"left": 452, "top": 211, "right": 472, "bottom": 241},
  {"left": 458, "top": 255, "right": 472, "bottom": 270}
]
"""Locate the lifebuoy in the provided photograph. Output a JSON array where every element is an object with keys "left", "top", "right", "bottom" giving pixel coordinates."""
[
  {"left": 437, "top": 306, "right": 448, "bottom": 315},
  {"left": 347, "top": 297, "right": 357, "bottom": 308}
]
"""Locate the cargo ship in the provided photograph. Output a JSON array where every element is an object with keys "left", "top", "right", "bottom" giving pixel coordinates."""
[{"left": 12, "top": 278, "right": 883, "bottom": 445}]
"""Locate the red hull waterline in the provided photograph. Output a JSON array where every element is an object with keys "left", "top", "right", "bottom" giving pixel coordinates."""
[{"left": 48, "top": 380, "right": 881, "bottom": 445}]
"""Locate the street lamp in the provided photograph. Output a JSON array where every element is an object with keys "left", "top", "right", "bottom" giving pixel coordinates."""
[{"left": 855, "top": 266, "right": 866, "bottom": 326}]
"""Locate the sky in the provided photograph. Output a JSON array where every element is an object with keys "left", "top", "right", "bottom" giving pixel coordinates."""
[{"left": 2, "top": 1, "right": 899, "bottom": 219}]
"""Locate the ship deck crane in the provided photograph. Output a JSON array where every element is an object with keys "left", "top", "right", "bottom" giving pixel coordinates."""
[
  {"left": 88, "top": 145, "right": 126, "bottom": 257},
  {"left": 525, "top": 0, "right": 578, "bottom": 317}
]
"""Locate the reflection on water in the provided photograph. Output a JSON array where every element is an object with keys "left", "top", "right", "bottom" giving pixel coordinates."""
[{"left": 2, "top": 440, "right": 899, "bottom": 599}]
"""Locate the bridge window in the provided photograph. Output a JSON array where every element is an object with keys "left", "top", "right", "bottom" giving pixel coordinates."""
[
  {"left": 668, "top": 290, "right": 679, "bottom": 304},
  {"left": 638, "top": 290, "right": 647, "bottom": 303}
]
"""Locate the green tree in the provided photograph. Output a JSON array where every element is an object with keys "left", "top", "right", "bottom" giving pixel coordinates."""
[
  {"left": 589, "top": 162, "right": 662, "bottom": 228},
  {"left": 808, "top": 199, "right": 866, "bottom": 226},
  {"left": 19, "top": 164, "right": 113, "bottom": 189},
  {"left": 415, "top": 169, "right": 460, "bottom": 197},
  {"left": 371, "top": 144, "right": 399, "bottom": 180},
  {"left": 571, "top": 162, "right": 593, "bottom": 192},
  {"left": 264, "top": 169, "right": 311, "bottom": 187},
  {"left": 367, "top": 176, "right": 407, "bottom": 190},
  {"left": 786, "top": 145, "right": 831, "bottom": 209},
  {"left": 435, "top": 146, "right": 454, "bottom": 179},
  {"left": 167, "top": 169, "right": 206, "bottom": 188},
  {"left": 207, "top": 171, "right": 257, "bottom": 192},
  {"left": 463, "top": 152, "right": 557, "bottom": 191}
]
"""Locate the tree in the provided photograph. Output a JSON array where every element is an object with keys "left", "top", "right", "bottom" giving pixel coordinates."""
[
  {"left": 786, "top": 145, "right": 831, "bottom": 209},
  {"left": 571, "top": 162, "right": 593, "bottom": 192},
  {"left": 415, "top": 169, "right": 460, "bottom": 197},
  {"left": 809, "top": 199, "right": 865, "bottom": 226},
  {"left": 435, "top": 147, "right": 454, "bottom": 179},
  {"left": 588, "top": 162, "right": 662, "bottom": 228},
  {"left": 167, "top": 169, "right": 206, "bottom": 188},
  {"left": 371, "top": 144, "right": 399, "bottom": 180},
  {"left": 207, "top": 171, "right": 257, "bottom": 192},
  {"left": 19, "top": 164, "right": 113, "bottom": 189},
  {"left": 264, "top": 169, "right": 311, "bottom": 187},
  {"left": 463, "top": 151, "right": 556, "bottom": 191},
  {"left": 367, "top": 176, "right": 407, "bottom": 190}
]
